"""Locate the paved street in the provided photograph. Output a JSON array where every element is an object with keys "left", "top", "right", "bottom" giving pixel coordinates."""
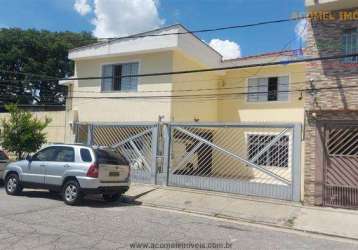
[{"left": 0, "top": 186, "right": 357, "bottom": 250}]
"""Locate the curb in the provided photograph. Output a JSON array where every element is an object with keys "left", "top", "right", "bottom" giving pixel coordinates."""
[{"left": 123, "top": 198, "right": 358, "bottom": 243}]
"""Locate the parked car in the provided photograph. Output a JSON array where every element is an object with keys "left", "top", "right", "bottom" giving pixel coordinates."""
[
  {"left": 0, "top": 150, "right": 10, "bottom": 184},
  {"left": 2, "top": 144, "right": 130, "bottom": 205}
]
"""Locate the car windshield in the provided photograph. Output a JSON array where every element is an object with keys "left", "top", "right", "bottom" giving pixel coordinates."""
[
  {"left": 94, "top": 149, "right": 129, "bottom": 165},
  {"left": 0, "top": 151, "right": 9, "bottom": 160}
]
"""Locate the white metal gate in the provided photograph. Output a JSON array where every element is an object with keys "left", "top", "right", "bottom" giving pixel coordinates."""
[
  {"left": 163, "top": 123, "right": 301, "bottom": 201},
  {"left": 75, "top": 123, "right": 159, "bottom": 184},
  {"left": 75, "top": 122, "right": 301, "bottom": 201}
]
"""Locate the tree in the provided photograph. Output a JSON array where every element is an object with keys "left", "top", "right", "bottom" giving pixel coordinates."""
[
  {"left": 0, "top": 104, "right": 51, "bottom": 159},
  {"left": 0, "top": 28, "right": 97, "bottom": 110}
]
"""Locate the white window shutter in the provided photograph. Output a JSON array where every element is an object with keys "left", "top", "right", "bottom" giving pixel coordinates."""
[
  {"left": 101, "top": 65, "right": 113, "bottom": 91},
  {"left": 278, "top": 76, "right": 289, "bottom": 101},
  {"left": 258, "top": 78, "right": 268, "bottom": 101},
  {"left": 121, "top": 63, "right": 139, "bottom": 91},
  {"left": 247, "top": 78, "right": 259, "bottom": 102}
]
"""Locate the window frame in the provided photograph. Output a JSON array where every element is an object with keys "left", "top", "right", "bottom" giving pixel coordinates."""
[
  {"left": 100, "top": 60, "right": 141, "bottom": 93},
  {"left": 32, "top": 146, "right": 75, "bottom": 163},
  {"left": 341, "top": 28, "right": 358, "bottom": 64},
  {"left": 244, "top": 131, "right": 292, "bottom": 170},
  {"left": 53, "top": 146, "right": 75, "bottom": 163},
  {"left": 80, "top": 148, "right": 93, "bottom": 163},
  {"left": 245, "top": 74, "right": 291, "bottom": 104}
]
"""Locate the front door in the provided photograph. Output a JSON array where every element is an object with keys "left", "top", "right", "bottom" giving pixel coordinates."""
[{"left": 23, "top": 147, "right": 57, "bottom": 184}]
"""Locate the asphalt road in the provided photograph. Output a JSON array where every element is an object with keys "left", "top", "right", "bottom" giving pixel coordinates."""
[{"left": 0, "top": 186, "right": 357, "bottom": 250}]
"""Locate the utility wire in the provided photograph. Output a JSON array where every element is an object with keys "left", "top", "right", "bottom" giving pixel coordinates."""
[{"left": 1, "top": 52, "right": 357, "bottom": 83}]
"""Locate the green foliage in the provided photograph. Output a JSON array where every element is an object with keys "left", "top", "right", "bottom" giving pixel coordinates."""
[
  {"left": 0, "top": 104, "right": 51, "bottom": 159},
  {"left": 0, "top": 28, "right": 96, "bottom": 108}
]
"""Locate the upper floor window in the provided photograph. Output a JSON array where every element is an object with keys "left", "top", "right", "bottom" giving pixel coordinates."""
[
  {"left": 101, "top": 62, "right": 139, "bottom": 92},
  {"left": 247, "top": 76, "right": 289, "bottom": 102},
  {"left": 342, "top": 29, "right": 358, "bottom": 63}
]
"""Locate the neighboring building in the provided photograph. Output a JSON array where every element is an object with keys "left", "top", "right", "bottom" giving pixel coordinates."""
[{"left": 304, "top": 0, "right": 358, "bottom": 208}]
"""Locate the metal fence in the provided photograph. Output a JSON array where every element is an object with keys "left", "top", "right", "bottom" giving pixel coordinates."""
[
  {"left": 75, "top": 122, "right": 302, "bottom": 201},
  {"left": 75, "top": 123, "right": 159, "bottom": 184}
]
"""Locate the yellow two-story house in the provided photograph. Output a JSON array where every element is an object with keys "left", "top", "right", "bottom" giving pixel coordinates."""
[{"left": 61, "top": 24, "right": 306, "bottom": 201}]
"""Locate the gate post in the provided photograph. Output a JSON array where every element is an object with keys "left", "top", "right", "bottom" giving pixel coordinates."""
[
  {"left": 292, "top": 123, "right": 302, "bottom": 202},
  {"left": 162, "top": 124, "right": 171, "bottom": 186},
  {"left": 151, "top": 125, "right": 159, "bottom": 185},
  {"left": 87, "top": 124, "right": 94, "bottom": 146}
]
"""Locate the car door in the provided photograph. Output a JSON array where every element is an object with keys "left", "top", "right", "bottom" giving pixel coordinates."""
[
  {"left": 22, "top": 147, "right": 57, "bottom": 184},
  {"left": 45, "top": 146, "right": 75, "bottom": 186}
]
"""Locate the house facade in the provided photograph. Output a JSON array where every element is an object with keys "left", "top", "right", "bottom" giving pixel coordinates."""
[
  {"left": 304, "top": 0, "right": 358, "bottom": 208},
  {"left": 62, "top": 25, "right": 305, "bottom": 138},
  {"left": 61, "top": 24, "right": 306, "bottom": 201}
]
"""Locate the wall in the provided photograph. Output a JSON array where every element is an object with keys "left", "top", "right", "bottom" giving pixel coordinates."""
[
  {"left": 171, "top": 50, "right": 220, "bottom": 122},
  {"left": 218, "top": 63, "right": 306, "bottom": 123},
  {"left": 304, "top": 8, "right": 358, "bottom": 205},
  {"left": 0, "top": 111, "right": 66, "bottom": 144},
  {"left": 69, "top": 51, "right": 174, "bottom": 124}
]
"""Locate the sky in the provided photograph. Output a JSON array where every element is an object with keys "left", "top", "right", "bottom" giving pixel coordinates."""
[{"left": 0, "top": 0, "right": 306, "bottom": 59}]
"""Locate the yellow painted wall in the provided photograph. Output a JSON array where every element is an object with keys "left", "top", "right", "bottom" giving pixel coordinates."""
[
  {"left": 171, "top": 50, "right": 220, "bottom": 122},
  {"left": 70, "top": 51, "right": 174, "bottom": 124},
  {"left": 0, "top": 111, "right": 66, "bottom": 144},
  {"left": 218, "top": 63, "right": 305, "bottom": 123}
]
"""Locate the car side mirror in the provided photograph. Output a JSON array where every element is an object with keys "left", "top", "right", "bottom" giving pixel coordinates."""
[{"left": 26, "top": 154, "right": 32, "bottom": 162}]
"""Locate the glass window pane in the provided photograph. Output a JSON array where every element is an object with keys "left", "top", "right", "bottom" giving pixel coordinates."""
[
  {"left": 33, "top": 147, "right": 57, "bottom": 161},
  {"left": 278, "top": 76, "right": 289, "bottom": 101},
  {"left": 80, "top": 148, "right": 92, "bottom": 162},
  {"left": 0, "top": 150, "right": 8, "bottom": 160},
  {"left": 247, "top": 78, "right": 259, "bottom": 102},
  {"left": 54, "top": 147, "right": 75, "bottom": 162},
  {"left": 102, "top": 65, "right": 113, "bottom": 91},
  {"left": 121, "top": 63, "right": 139, "bottom": 91}
]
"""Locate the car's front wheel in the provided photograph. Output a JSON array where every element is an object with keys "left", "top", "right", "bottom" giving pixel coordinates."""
[
  {"left": 62, "top": 180, "right": 83, "bottom": 206},
  {"left": 5, "top": 173, "right": 22, "bottom": 196}
]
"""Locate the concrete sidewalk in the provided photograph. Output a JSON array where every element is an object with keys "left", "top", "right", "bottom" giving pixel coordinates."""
[{"left": 123, "top": 183, "right": 358, "bottom": 240}]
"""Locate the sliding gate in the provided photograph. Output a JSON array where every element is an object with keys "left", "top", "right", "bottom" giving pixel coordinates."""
[
  {"left": 164, "top": 123, "right": 301, "bottom": 201},
  {"left": 75, "top": 122, "right": 301, "bottom": 201},
  {"left": 75, "top": 123, "right": 159, "bottom": 184}
]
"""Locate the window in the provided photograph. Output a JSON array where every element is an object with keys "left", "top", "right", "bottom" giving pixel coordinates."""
[
  {"left": 32, "top": 147, "right": 57, "bottom": 161},
  {"left": 94, "top": 149, "right": 129, "bottom": 165},
  {"left": 327, "top": 128, "right": 358, "bottom": 156},
  {"left": 247, "top": 134, "right": 289, "bottom": 168},
  {"left": 101, "top": 62, "right": 139, "bottom": 92},
  {"left": 54, "top": 147, "right": 75, "bottom": 162},
  {"left": 342, "top": 29, "right": 358, "bottom": 63},
  {"left": 80, "top": 148, "right": 92, "bottom": 162},
  {"left": 0, "top": 150, "right": 8, "bottom": 160},
  {"left": 247, "top": 76, "right": 289, "bottom": 102},
  {"left": 33, "top": 146, "right": 74, "bottom": 162}
]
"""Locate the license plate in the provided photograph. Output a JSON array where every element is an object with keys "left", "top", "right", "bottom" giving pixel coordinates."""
[{"left": 109, "top": 172, "right": 120, "bottom": 177}]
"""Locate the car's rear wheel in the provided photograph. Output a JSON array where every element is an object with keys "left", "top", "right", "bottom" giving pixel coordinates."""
[
  {"left": 62, "top": 180, "right": 83, "bottom": 206},
  {"left": 103, "top": 193, "right": 120, "bottom": 202},
  {"left": 5, "top": 173, "right": 22, "bottom": 196}
]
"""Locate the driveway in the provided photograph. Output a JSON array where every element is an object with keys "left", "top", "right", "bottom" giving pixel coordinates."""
[{"left": 0, "top": 186, "right": 357, "bottom": 250}]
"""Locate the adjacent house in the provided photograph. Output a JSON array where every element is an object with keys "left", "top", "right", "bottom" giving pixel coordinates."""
[{"left": 304, "top": 0, "right": 358, "bottom": 208}]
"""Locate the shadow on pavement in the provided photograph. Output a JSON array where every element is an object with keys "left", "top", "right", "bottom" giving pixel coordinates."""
[{"left": 0, "top": 187, "right": 143, "bottom": 208}]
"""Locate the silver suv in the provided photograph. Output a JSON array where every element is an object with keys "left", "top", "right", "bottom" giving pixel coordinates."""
[{"left": 2, "top": 144, "right": 130, "bottom": 205}]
